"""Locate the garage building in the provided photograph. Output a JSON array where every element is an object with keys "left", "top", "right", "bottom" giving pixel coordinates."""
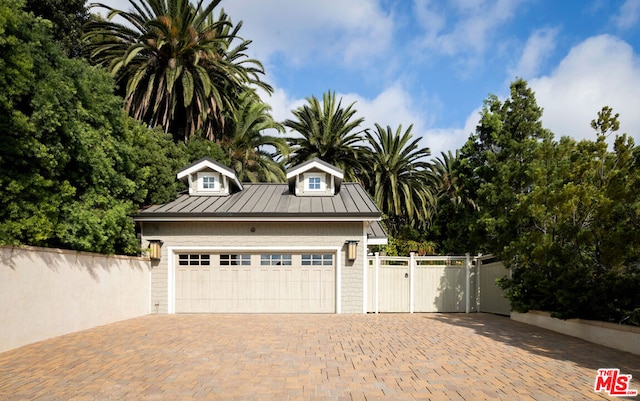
[{"left": 135, "top": 157, "right": 386, "bottom": 314}]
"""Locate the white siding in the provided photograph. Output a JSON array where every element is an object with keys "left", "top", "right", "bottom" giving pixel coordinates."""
[{"left": 141, "top": 221, "right": 365, "bottom": 313}]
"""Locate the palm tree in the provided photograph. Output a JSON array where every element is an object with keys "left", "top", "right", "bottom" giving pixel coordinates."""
[
  {"left": 223, "top": 91, "right": 288, "bottom": 182},
  {"left": 283, "top": 91, "right": 366, "bottom": 181},
  {"left": 85, "top": 0, "right": 272, "bottom": 141},
  {"left": 363, "top": 124, "right": 436, "bottom": 234},
  {"left": 431, "top": 150, "right": 460, "bottom": 204}
]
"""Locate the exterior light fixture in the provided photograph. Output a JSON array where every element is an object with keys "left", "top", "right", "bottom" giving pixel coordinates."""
[
  {"left": 346, "top": 240, "right": 359, "bottom": 261},
  {"left": 149, "top": 240, "right": 163, "bottom": 261}
]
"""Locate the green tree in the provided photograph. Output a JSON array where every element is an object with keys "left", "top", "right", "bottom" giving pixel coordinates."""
[
  {"left": 0, "top": 0, "right": 189, "bottom": 254},
  {"left": 494, "top": 106, "right": 640, "bottom": 325},
  {"left": 459, "top": 78, "right": 553, "bottom": 254},
  {"left": 126, "top": 120, "right": 190, "bottom": 205},
  {"left": 223, "top": 91, "right": 288, "bottom": 182},
  {"left": 284, "top": 91, "right": 366, "bottom": 181},
  {"left": 362, "top": 124, "right": 435, "bottom": 236},
  {"left": 430, "top": 150, "right": 473, "bottom": 207},
  {"left": 84, "top": 0, "right": 272, "bottom": 141},
  {"left": 427, "top": 151, "right": 478, "bottom": 254},
  {"left": 25, "top": 0, "right": 89, "bottom": 57},
  {"left": 184, "top": 135, "right": 227, "bottom": 163}
]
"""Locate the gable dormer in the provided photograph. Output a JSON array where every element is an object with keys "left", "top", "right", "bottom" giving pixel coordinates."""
[
  {"left": 286, "top": 158, "right": 343, "bottom": 196},
  {"left": 177, "top": 157, "right": 242, "bottom": 196}
]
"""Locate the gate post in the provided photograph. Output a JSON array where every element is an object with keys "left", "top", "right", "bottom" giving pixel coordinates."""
[
  {"left": 409, "top": 252, "right": 415, "bottom": 313},
  {"left": 374, "top": 252, "right": 380, "bottom": 314},
  {"left": 465, "top": 253, "right": 471, "bottom": 314},
  {"left": 476, "top": 254, "right": 482, "bottom": 312}
]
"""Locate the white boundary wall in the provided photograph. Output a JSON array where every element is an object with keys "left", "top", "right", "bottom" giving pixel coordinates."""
[
  {"left": 512, "top": 311, "right": 640, "bottom": 356},
  {"left": 0, "top": 245, "right": 151, "bottom": 353}
]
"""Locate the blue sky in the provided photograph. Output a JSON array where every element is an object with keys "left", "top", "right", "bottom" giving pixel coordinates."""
[{"left": 97, "top": 0, "right": 640, "bottom": 159}]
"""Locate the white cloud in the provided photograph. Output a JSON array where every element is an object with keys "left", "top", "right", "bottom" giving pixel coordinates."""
[
  {"left": 509, "top": 27, "right": 559, "bottom": 79},
  {"left": 257, "top": 87, "right": 305, "bottom": 125},
  {"left": 422, "top": 110, "right": 481, "bottom": 160},
  {"left": 414, "top": 0, "right": 522, "bottom": 57},
  {"left": 613, "top": 0, "right": 640, "bottom": 30},
  {"left": 222, "top": 0, "right": 394, "bottom": 68},
  {"left": 341, "top": 85, "right": 431, "bottom": 133},
  {"left": 431, "top": 34, "right": 640, "bottom": 158},
  {"left": 335, "top": 86, "right": 469, "bottom": 160},
  {"left": 530, "top": 35, "right": 640, "bottom": 143}
]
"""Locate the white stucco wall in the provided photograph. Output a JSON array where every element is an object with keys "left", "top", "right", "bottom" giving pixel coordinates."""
[
  {"left": 0, "top": 245, "right": 151, "bottom": 353},
  {"left": 511, "top": 311, "right": 640, "bottom": 356},
  {"left": 140, "top": 221, "right": 366, "bottom": 314}
]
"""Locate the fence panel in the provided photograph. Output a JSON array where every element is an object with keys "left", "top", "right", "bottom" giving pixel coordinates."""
[
  {"left": 413, "top": 264, "right": 464, "bottom": 312},
  {"left": 368, "top": 255, "right": 480, "bottom": 313},
  {"left": 478, "top": 260, "right": 511, "bottom": 315}
]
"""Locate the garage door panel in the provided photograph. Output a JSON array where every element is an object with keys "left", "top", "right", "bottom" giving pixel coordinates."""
[{"left": 176, "top": 253, "right": 336, "bottom": 313}]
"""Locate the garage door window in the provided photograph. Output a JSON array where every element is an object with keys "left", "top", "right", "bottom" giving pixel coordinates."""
[
  {"left": 302, "top": 254, "right": 333, "bottom": 266},
  {"left": 220, "top": 254, "right": 251, "bottom": 266},
  {"left": 261, "top": 254, "right": 292, "bottom": 266},
  {"left": 178, "top": 254, "right": 210, "bottom": 266}
]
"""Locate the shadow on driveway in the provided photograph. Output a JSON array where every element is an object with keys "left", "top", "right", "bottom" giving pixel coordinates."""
[{"left": 427, "top": 313, "right": 640, "bottom": 383}]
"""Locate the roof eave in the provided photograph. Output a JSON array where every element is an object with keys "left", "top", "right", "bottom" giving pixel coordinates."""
[
  {"left": 133, "top": 214, "right": 382, "bottom": 222},
  {"left": 176, "top": 158, "right": 243, "bottom": 190},
  {"left": 285, "top": 158, "right": 344, "bottom": 180}
]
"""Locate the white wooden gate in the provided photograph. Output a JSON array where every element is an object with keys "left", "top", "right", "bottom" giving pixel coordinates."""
[
  {"left": 367, "top": 257, "right": 410, "bottom": 312},
  {"left": 367, "top": 253, "right": 510, "bottom": 315}
]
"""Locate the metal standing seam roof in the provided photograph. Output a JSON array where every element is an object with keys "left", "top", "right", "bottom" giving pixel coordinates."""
[
  {"left": 135, "top": 182, "right": 382, "bottom": 221},
  {"left": 367, "top": 221, "right": 388, "bottom": 244}
]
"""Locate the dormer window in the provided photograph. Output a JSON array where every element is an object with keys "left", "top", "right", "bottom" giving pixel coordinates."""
[
  {"left": 197, "top": 172, "right": 220, "bottom": 192},
  {"left": 286, "top": 158, "right": 343, "bottom": 197},
  {"left": 177, "top": 157, "right": 242, "bottom": 196}
]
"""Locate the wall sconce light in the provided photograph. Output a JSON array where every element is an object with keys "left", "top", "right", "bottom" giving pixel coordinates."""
[
  {"left": 149, "top": 240, "right": 163, "bottom": 261},
  {"left": 346, "top": 240, "right": 359, "bottom": 261}
]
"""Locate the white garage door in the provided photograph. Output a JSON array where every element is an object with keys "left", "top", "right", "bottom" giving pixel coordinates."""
[{"left": 175, "top": 253, "right": 336, "bottom": 313}]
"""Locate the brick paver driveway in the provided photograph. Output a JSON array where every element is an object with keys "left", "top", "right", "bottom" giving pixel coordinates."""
[{"left": 1, "top": 313, "right": 638, "bottom": 400}]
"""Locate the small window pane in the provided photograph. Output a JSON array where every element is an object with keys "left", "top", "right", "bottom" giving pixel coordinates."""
[
  {"left": 301, "top": 253, "right": 333, "bottom": 266},
  {"left": 221, "top": 254, "right": 251, "bottom": 266},
  {"left": 261, "top": 254, "right": 292, "bottom": 266},
  {"left": 308, "top": 177, "right": 321, "bottom": 190},
  {"left": 179, "top": 254, "right": 210, "bottom": 266},
  {"left": 203, "top": 176, "right": 216, "bottom": 189}
]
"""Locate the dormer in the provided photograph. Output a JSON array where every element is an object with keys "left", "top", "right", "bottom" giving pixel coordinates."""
[
  {"left": 286, "top": 158, "right": 343, "bottom": 196},
  {"left": 177, "top": 157, "right": 242, "bottom": 196}
]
